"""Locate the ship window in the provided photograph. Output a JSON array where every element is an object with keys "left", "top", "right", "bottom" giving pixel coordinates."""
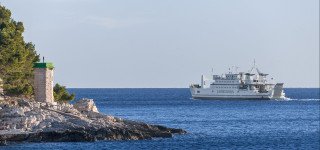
[{"left": 197, "top": 91, "right": 200, "bottom": 93}]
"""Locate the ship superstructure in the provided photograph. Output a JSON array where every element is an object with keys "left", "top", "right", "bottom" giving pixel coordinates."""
[{"left": 190, "top": 64, "right": 285, "bottom": 100}]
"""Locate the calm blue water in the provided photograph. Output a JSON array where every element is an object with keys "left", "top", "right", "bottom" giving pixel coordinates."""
[{"left": 3, "top": 88, "right": 320, "bottom": 150}]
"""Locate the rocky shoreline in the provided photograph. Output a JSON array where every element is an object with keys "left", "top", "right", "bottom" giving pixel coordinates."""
[{"left": 0, "top": 98, "right": 186, "bottom": 145}]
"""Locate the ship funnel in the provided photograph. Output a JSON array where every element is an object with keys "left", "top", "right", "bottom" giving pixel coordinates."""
[{"left": 201, "top": 75, "right": 204, "bottom": 88}]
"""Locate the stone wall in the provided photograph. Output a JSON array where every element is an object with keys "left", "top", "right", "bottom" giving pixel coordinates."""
[{"left": 34, "top": 68, "right": 54, "bottom": 103}]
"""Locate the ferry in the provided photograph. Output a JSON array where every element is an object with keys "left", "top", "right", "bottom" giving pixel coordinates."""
[{"left": 190, "top": 63, "right": 285, "bottom": 100}]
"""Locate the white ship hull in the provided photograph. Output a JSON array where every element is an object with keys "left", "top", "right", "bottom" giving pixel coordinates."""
[
  {"left": 191, "top": 94, "right": 273, "bottom": 100},
  {"left": 190, "top": 88, "right": 278, "bottom": 100},
  {"left": 191, "top": 96, "right": 272, "bottom": 100}
]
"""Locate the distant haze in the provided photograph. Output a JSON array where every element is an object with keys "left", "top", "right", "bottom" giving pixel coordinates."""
[{"left": 1, "top": 0, "right": 319, "bottom": 88}]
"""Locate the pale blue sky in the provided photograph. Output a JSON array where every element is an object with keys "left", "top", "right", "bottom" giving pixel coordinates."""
[{"left": 1, "top": 0, "right": 319, "bottom": 88}]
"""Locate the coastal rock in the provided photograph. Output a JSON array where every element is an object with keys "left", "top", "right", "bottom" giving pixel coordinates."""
[
  {"left": 0, "top": 98, "right": 186, "bottom": 144},
  {"left": 74, "top": 98, "right": 99, "bottom": 113}
]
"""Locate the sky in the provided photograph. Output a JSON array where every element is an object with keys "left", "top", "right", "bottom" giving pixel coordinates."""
[{"left": 1, "top": 0, "right": 319, "bottom": 88}]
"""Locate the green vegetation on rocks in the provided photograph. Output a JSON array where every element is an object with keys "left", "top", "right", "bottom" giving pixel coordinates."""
[{"left": 54, "top": 83, "right": 75, "bottom": 102}]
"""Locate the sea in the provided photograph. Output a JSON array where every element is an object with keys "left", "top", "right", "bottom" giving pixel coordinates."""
[{"left": 3, "top": 88, "right": 320, "bottom": 150}]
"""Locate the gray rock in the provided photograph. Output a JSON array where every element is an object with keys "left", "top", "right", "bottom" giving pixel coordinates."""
[
  {"left": 73, "top": 98, "right": 99, "bottom": 113},
  {"left": 0, "top": 98, "right": 186, "bottom": 144}
]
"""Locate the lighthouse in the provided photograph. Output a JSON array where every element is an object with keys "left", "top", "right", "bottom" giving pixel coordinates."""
[{"left": 33, "top": 61, "right": 54, "bottom": 103}]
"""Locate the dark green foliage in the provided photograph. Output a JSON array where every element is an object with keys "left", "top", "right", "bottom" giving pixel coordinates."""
[
  {"left": 53, "top": 83, "right": 75, "bottom": 102},
  {"left": 0, "top": 5, "right": 39, "bottom": 96},
  {"left": 0, "top": 5, "right": 74, "bottom": 100}
]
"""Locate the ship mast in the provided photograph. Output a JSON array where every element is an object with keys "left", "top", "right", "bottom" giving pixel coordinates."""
[{"left": 250, "top": 59, "right": 257, "bottom": 73}]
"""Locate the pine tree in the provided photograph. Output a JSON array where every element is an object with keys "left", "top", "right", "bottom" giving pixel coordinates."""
[
  {"left": 53, "top": 84, "right": 75, "bottom": 102},
  {"left": 0, "top": 5, "right": 39, "bottom": 97}
]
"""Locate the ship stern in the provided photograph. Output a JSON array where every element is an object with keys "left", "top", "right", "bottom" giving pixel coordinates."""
[{"left": 271, "top": 83, "right": 286, "bottom": 99}]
